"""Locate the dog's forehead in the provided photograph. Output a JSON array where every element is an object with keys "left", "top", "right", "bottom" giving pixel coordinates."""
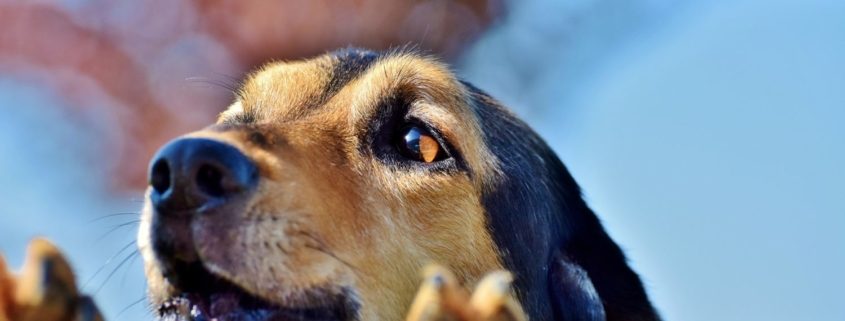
[
  {"left": 221, "top": 49, "right": 501, "bottom": 184},
  {"left": 230, "top": 50, "right": 468, "bottom": 122},
  {"left": 230, "top": 50, "right": 380, "bottom": 120}
]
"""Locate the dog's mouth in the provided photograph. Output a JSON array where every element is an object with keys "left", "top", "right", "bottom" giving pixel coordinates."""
[{"left": 157, "top": 261, "right": 356, "bottom": 321}]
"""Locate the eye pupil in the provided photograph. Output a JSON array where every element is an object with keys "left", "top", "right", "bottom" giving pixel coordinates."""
[
  {"left": 398, "top": 125, "right": 442, "bottom": 163},
  {"left": 404, "top": 127, "right": 423, "bottom": 155}
]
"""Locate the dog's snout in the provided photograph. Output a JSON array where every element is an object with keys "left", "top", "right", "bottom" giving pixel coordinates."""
[{"left": 148, "top": 138, "right": 258, "bottom": 212}]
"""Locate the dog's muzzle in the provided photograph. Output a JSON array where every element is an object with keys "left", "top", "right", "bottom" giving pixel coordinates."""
[{"left": 146, "top": 137, "right": 258, "bottom": 286}]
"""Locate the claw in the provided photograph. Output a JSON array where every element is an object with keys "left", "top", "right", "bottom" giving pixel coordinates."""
[
  {"left": 406, "top": 266, "right": 528, "bottom": 321},
  {"left": 0, "top": 238, "right": 103, "bottom": 321},
  {"left": 75, "top": 296, "right": 104, "bottom": 321},
  {"left": 470, "top": 271, "right": 511, "bottom": 316},
  {"left": 470, "top": 271, "right": 526, "bottom": 321},
  {"left": 406, "top": 265, "right": 469, "bottom": 321},
  {"left": 0, "top": 255, "right": 13, "bottom": 321},
  {"left": 16, "top": 238, "right": 78, "bottom": 306}
]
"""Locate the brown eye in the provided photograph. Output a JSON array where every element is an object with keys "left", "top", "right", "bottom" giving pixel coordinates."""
[{"left": 397, "top": 125, "right": 445, "bottom": 163}]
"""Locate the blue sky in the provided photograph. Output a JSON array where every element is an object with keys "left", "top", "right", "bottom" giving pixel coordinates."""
[
  {"left": 1, "top": 1, "right": 843, "bottom": 320},
  {"left": 461, "top": 1, "right": 845, "bottom": 320}
]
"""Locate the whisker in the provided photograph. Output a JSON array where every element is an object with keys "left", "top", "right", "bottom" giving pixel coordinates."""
[
  {"left": 83, "top": 240, "right": 137, "bottom": 290},
  {"left": 95, "top": 220, "right": 141, "bottom": 242},
  {"left": 211, "top": 71, "right": 242, "bottom": 82},
  {"left": 120, "top": 249, "right": 143, "bottom": 288},
  {"left": 94, "top": 249, "right": 140, "bottom": 295},
  {"left": 115, "top": 295, "right": 147, "bottom": 318},
  {"left": 185, "top": 76, "right": 238, "bottom": 92},
  {"left": 87, "top": 212, "right": 139, "bottom": 223},
  {"left": 299, "top": 232, "right": 359, "bottom": 274}
]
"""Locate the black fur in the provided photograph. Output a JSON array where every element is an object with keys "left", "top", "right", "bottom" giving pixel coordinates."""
[
  {"left": 321, "top": 48, "right": 380, "bottom": 104},
  {"left": 326, "top": 48, "right": 659, "bottom": 321},
  {"left": 551, "top": 255, "right": 605, "bottom": 321},
  {"left": 464, "top": 83, "right": 660, "bottom": 321}
]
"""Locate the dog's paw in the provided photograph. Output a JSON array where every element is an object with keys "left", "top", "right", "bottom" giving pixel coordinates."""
[
  {"left": 0, "top": 238, "right": 103, "bottom": 321},
  {"left": 406, "top": 265, "right": 527, "bottom": 321}
]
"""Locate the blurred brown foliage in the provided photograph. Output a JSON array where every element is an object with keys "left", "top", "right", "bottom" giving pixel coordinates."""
[{"left": 0, "top": 0, "right": 502, "bottom": 190}]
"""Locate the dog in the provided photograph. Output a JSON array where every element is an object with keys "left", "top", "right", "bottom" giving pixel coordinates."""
[{"left": 0, "top": 48, "right": 660, "bottom": 321}]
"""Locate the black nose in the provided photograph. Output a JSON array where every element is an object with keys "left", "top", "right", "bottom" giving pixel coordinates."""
[{"left": 148, "top": 138, "right": 258, "bottom": 213}]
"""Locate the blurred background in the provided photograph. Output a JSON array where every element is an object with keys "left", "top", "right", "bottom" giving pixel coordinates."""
[{"left": 0, "top": 0, "right": 843, "bottom": 320}]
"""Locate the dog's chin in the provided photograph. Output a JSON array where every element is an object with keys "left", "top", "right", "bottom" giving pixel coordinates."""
[{"left": 155, "top": 261, "right": 357, "bottom": 321}]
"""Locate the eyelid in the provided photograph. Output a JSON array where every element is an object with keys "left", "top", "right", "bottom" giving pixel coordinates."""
[{"left": 405, "top": 101, "right": 460, "bottom": 145}]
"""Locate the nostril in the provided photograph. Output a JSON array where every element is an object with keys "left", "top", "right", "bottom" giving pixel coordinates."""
[
  {"left": 149, "top": 137, "right": 257, "bottom": 212},
  {"left": 196, "top": 164, "right": 225, "bottom": 198},
  {"left": 150, "top": 159, "right": 171, "bottom": 194}
]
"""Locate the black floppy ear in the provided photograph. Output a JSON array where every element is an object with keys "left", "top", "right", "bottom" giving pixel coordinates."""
[
  {"left": 464, "top": 81, "right": 659, "bottom": 321},
  {"left": 550, "top": 254, "right": 606, "bottom": 321}
]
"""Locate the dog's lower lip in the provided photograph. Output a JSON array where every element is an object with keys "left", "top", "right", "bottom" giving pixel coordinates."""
[
  {"left": 159, "top": 293, "right": 346, "bottom": 321},
  {"left": 157, "top": 260, "right": 353, "bottom": 321}
]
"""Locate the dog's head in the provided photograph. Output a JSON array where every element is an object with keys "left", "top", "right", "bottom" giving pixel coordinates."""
[{"left": 138, "top": 49, "right": 652, "bottom": 321}]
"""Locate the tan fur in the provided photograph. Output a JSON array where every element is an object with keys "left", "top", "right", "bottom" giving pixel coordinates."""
[
  {"left": 0, "top": 239, "right": 103, "bottom": 321},
  {"left": 405, "top": 265, "right": 526, "bottom": 321},
  {"left": 0, "top": 51, "right": 529, "bottom": 321},
  {"left": 137, "top": 52, "right": 507, "bottom": 320}
]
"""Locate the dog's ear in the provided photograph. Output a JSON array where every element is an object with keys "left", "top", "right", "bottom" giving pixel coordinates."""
[
  {"left": 464, "top": 82, "right": 659, "bottom": 321},
  {"left": 465, "top": 81, "right": 590, "bottom": 319},
  {"left": 550, "top": 255, "right": 605, "bottom": 321}
]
